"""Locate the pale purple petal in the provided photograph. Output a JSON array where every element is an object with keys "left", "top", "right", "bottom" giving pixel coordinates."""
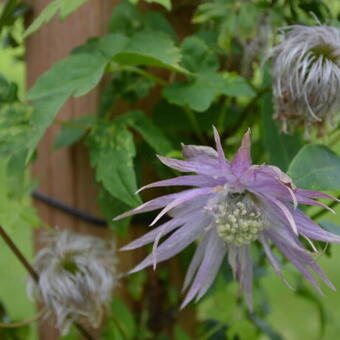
[
  {"left": 269, "top": 232, "right": 324, "bottom": 293},
  {"left": 150, "top": 187, "right": 212, "bottom": 226},
  {"left": 259, "top": 236, "right": 293, "bottom": 289},
  {"left": 157, "top": 155, "right": 223, "bottom": 176},
  {"left": 129, "top": 214, "right": 210, "bottom": 274},
  {"left": 296, "top": 189, "right": 340, "bottom": 201},
  {"left": 231, "top": 130, "right": 252, "bottom": 175},
  {"left": 181, "top": 231, "right": 226, "bottom": 308},
  {"left": 182, "top": 233, "right": 210, "bottom": 292},
  {"left": 238, "top": 245, "right": 253, "bottom": 310},
  {"left": 114, "top": 192, "right": 182, "bottom": 220},
  {"left": 212, "top": 126, "right": 228, "bottom": 166},
  {"left": 181, "top": 144, "right": 218, "bottom": 161},
  {"left": 293, "top": 209, "right": 340, "bottom": 243},
  {"left": 259, "top": 192, "right": 298, "bottom": 234},
  {"left": 120, "top": 218, "right": 185, "bottom": 251},
  {"left": 136, "top": 175, "right": 222, "bottom": 193}
]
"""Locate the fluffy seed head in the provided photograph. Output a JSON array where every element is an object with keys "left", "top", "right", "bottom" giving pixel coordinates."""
[
  {"left": 271, "top": 25, "right": 340, "bottom": 136},
  {"left": 27, "top": 230, "right": 117, "bottom": 334}
]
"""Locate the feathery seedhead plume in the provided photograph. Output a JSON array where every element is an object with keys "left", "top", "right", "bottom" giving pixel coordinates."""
[
  {"left": 115, "top": 127, "right": 340, "bottom": 310},
  {"left": 271, "top": 25, "right": 340, "bottom": 136},
  {"left": 27, "top": 230, "right": 117, "bottom": 334}
]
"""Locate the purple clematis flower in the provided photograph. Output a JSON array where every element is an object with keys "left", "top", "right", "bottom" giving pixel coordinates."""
[{"left": 115, "top": 128, "right": 340, "bottom": 310}]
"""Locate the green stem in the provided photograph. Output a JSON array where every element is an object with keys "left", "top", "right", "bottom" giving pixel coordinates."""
[
  {"left": 200, "top": 323, "right": 226, "bottom": 340},
  {"left": 328, "top": 130, "right": 340, "bottom": 147},
  {"left": 183, "top": 106, "right": 206, "bottom": 144},
  {"left": 311, "top": 194, "right": 340, "bottom": 220},
  {"left": 217, "top": 99, "right": 229, "bottom": 133},
  {"left": 107, "top": 64, "right": 167, "bottom": 86}
]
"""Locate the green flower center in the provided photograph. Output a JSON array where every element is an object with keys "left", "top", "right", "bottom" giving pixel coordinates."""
[{"left": 212, "top": 194, "right": 266, "bottom": 246}]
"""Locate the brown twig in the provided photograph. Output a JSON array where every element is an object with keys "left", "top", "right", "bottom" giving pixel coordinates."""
[{"left": 0, "top": 312, "right": 42, "bottom": 328}]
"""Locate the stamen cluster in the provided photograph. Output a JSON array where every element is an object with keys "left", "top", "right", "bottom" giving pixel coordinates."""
[{"left": 212, "top": 196, "right": 266, "bottom": 246}]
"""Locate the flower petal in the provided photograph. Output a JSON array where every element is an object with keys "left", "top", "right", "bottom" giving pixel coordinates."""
[
  {"left": 128, "top": 214, "right": 209, "bottom": 274},
  {"left": 238, "top": 245, "right": 253, "bottom": 311},
  {"left": 157, "top": 155, "right": 222, "bottom": 176},
  {"left": 136, "top": 175, "right": 221, "bottom": 193},
  {"left": 120, "top": 218, "right": 185, "bottom": 251},
  {"left": 260, "top": 193, "right": 298, "bottom": 235},
  {"left": 149, "top": 187, "right": 212, "bottom": 226},
  {"left": 181, "top": 144, "right": 218, "bottom": 161},
  {"left": 181, "top": 231, "right": 226, "bottom": 308},
  {"left": 259, "top": 236, "right": 293, "bottom": 289},
  {"left": 212, "top": 126, "right": 232, "bottom": 176},
  {"left": 231, "top": 129, "right": 252, "bottom": 175}
]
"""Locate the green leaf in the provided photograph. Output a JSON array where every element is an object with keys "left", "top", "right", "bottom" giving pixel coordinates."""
[
  {"left": 24, "top": 0, "right": 90, "bottom": 37},
  {"left": 0, "top": 74, "right": 18, "bottom": 103},
  {"left": 109, "top": 298, "right": 136, "bottom": 339},
  {"left": 0, "top": 160, "right": 39, "bottom": 233},
  {"left": 163, "top": 73, "right": 221, "bottom": 112},
  {"left": 59, "top": 0, "right": 89, "bottom": 19},
  {"left": 116, "top": 110, "right": 173, "bottom": 155},
  {"left": 174, "top": 326, "right": 191, "bottom": 340},
  {"left": 296, "top": 285, "right": 327, "bottom": 338},
  {"left": 27, "top": 53, "right": 109, "bottom": 154},
  {"left": 163, "top": 37, "right": 254, "bottom": 112},
  {"left": 28, "top": 54, "right": 107, "bottom": 100},
  {"left": 53, "top": 114, "right": 94, "bottom": 149},
  {"left": 87, "top": 120, "right": 141, "bottom": 207},
  {"left": 260, "top": 92, "right": 302, "bottom": 171},
  {"left": 72, "top": 34, "right": 129, "bottom": 59},
  {"left": 180, "top": 36, "right": 219, "bottom": 73},
  {"left": 109, "top": 2, "right": 175, "bottom": 38},
  {"left": 0, "top": 102, "right": 32, "bottom": 159},
  {"left": 97, "top": 189, "right": 130, "bottom": 236},
  {"left": 226, "top": 319, "right": 257, "bottom": 340},
  {"left": 219, "top": 73, "right": 256, "bottom": 97},
  {"left": 113, "top": 30, "right": 185, "bottom": 73},
  {"left": 319, "top": 221, "right": 340, "bottom": 236},
  {"left": 288, "top": 144, "right": 340, "bottom": 190},
  {"left": 28, "top": 92, "right": 69, "bottom": 157},
  {"left": 129, "top": 0, "right": 172, "bottom": 10},
  {"left": 109, "top": 1, "right": 142, "bottom": 35}
]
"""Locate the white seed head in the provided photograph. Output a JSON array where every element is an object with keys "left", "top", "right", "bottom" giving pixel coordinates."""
[
  {"left": 271, "top": 25, "right": 340, "bottom": 136},
  {"left": 27, "top": 230, "right": 117, "bottom": 335}
]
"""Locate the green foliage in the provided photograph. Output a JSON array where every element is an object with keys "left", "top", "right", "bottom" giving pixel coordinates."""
[
  {"left": 113, "top": 30, "right": 185, "bottom": 73},
  {"left": 24, "top": 0, "right": 90, "bottom": 37},
  {"left": 109, "top": 2, "right": 176, "bottom": 38},
  {"left": 102, "top": 298, "right": 137, "bottom": 339},
  {"left": 288, "top": 144, "right": 340, "bottom": 190},
  {"left": 260, "top": 92, "right": 302, "bottom": 171},
  {"left": 0, "top": 159, "right": 39, "bottom": 233},
  {"left": 54, "top": 114, "right": 94, "bottom": 149},
  {"left": 87, "top": 119, "right": 141, "bottom": 207},
  {"left": 163, "top": 36, "right": 255, "bottom": 112},
  {"left": 116, "top": 110, "right": 173, "bottom": 155},
  {"left": 27, "top": 53, "right": 108, "bottom": 155},
  {"left": 128, "top": 0, "right": 172, "bottom": 11}
]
